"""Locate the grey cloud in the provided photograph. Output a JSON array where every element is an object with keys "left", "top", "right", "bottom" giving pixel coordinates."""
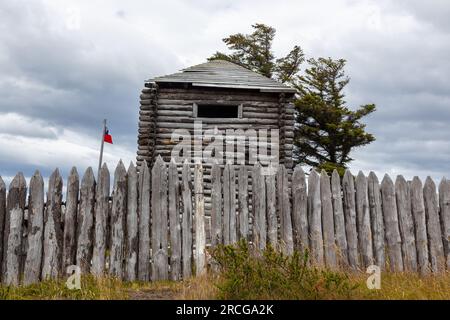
[
  {"left": 0, "top": 113, "right": 60, "bottom": 139},
  {"left": 393, "top": 0, "right": 450, "bottom": 31},
  {"left": 0, "top": 0, "right": 177, "bottom": 139},
  {"left": 116, "top": 10, "right": 126, "bottom": 19}
]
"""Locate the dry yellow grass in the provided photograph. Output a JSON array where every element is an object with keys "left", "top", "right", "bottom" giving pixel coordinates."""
[
  {"left": 349, "top": 271, "right": 450, "bottom": 300},
  {"left": 176, "top": 274, "right": 220, "bottom": 300},
  {"left": 0, "top": 275, "right": 127, "bottom": 300},
  {"left": 1, "top": 271, "right": 449, "bottom": 300},
  {"left": 172, "top": 270, "right": 450, "bottom": 300}
]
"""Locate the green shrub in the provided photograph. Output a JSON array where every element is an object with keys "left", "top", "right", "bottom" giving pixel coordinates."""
[{"left": 210, "top": 240, "right": 358, "bottom": 300}]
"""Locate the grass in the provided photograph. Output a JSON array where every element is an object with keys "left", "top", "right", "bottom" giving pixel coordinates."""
[
  {"left": 0, "top": 275, "right": 128, "bottom": 300},
  {"left": 349, "top": 272, "right": 450, "bottom": 300},
  {"left": 1, "top": 242, "right": 449, "bottom": 300},
  {"left": 207, "top": 241, "right": 450, "bottom": 300},
  {"left": 178, "top": 272, "right": 450, "bottom": 300},
  {"left": 209, "top": 240, "right": 358, "bottom": 299}
]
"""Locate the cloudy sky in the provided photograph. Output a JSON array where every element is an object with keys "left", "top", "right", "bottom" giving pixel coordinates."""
[{"left": 0, "top": 0, "right": 449, "bottom": 187}]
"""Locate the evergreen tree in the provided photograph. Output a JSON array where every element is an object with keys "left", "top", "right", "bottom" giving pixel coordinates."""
[
  {"left": 210, "top": 25, "right": 376, "bottom": 173},
  {"left": 209, "top": 23, "right": 303, "bottom": 83},
  {"left": 294, "top": 57, "right": 376, "bottom": 174}
]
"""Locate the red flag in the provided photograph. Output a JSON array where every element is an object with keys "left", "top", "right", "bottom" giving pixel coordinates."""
[{"left": 104, "top": 129, "right": 113, "bottom": 144}]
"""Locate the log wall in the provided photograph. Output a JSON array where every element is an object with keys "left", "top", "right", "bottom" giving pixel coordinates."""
[{"left": 137, "top": 85, "right": 294, "bottom": 167}]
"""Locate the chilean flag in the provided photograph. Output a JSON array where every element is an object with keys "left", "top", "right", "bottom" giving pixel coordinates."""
[{"left": 104, "top": 128, "right": 113, "bottom": 144}]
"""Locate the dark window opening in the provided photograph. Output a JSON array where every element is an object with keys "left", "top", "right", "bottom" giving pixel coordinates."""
[{"left": 197, "top": 104, "right": 239, "bottom": 118}]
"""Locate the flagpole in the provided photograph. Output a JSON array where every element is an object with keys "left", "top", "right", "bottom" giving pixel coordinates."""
[{"left": 98, "top": 119, "right": 106, "bottom": 180}]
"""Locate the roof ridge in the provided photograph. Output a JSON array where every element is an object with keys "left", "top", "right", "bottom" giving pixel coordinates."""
[{"left": 148, "top": 59, "right": 296, "bottom": 93}]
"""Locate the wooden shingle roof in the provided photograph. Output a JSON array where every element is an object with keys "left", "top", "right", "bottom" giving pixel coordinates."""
[{"left": 148, "top": 60, "right": 296, "bottom": 94}]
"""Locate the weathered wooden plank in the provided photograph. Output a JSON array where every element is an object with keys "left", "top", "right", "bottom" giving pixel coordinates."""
[
  {"left": 194, "top": 161, "right": 206, "bottom": 276},
  {"left": 252, "top": 163, "right": 266, "bottom": 250},
  {"left": 125, "top": 162, "right": 139, "bottom": 281},
  {"left": 157, "top": 92, "right": 279, "bottom": 103},
  {"left": 0, "top": 176, "right": 5, "bottom": 277},
  {"left": 41, "top": 169, "right": 63, "bottom": 280},
  {"left": 320, "top": 170, "right": 337, "bottom": 268},
  {"left": 157, "top": 98, "right": 269, "bottom": 107},
  {"left": 181, "top": 160, "right": 193, "bottom": 279},
  {"left": 266, "top": 168, "right": 277, "bottom": 248},
  {"left": 278, "top": 165, "right": 293, "bottom": 255},
  {"left": 155, "top": 122, "right": 279, "bottom": 130},
  {"left": 23, "top": 171, "right": 45, "bottom": 285},
  {"left": 367, "top": 172, "right": 385, "bottom": 269},
  {"left": 423, "top": 177, "right": 445, "bottom": 273},
  {"left": 76, "top": 167, "right": 96, "bottom": 274},
  {"left": 210, "top": 162, "right": 222, "bottom": 246},
  {"left": 228, "top": 163, "right": 237, "bottom": 245},
  {"left": 243, "top": 111, "right": 281, "bottom": 119},
  {"left": 91, "top": 164, "right": 110, "bottom": 276},
  {"left": 62, "top": 167, "right": 79, "bottom": 271},
  {"left": 308, "top": 170, "right": 323, "bottom": 265},
  {"left": 138, "top": 161, "right": 151, "bottom": 281},
  {"left": 438, "top": 178, "right": 450, "bottom": 270},
  {"left": 109, "top": 161, "right": 127, "bottom": 278},
  {"left": 395, "top": 175, "right": 417, "bottom": 272},
  {"left": 2, "top": 173, "right": 26, "bottom": 285},
  {"left": 342, "top": 170, "right": 359, "bottom": 269},
  {"left": 168, "top": 158, "right": 181, "bottom": 281},
  {"left": 154, "top": 116, "right": 280, "bottom": 125},
  {"left": 355, "top": 171, "right": 373, "bottom": 268},
  {"left": 223, "top": 163, "right": 232, "bottom": 245},
  {"left": 380, "top": 174, "right": 403, "bottom": 272},
  {"left": 151, "top": 156, "right": 169, "bottom": 281},
  {"left": 238, "top": 164, "right": 249, "bottom": 241},
  {"left": 331, "top": 170, "right": 348, "bottom": 267},
  {"left": 292, "top": 166, "right": 308, "bottom": 254},
  {"left": 410, "top": 177, "right": 429, "bottom": 274}
]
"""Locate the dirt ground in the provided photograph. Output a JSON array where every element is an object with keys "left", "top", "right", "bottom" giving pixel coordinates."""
[{"left": 127, "top": 288, "right": 178, "bottom": 300}]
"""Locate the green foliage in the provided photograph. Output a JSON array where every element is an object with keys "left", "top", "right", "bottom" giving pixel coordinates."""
[
  {"left": 209, "top": 23, "right": 304, "bottom": 83},
  {"left": 316, "top": 162, "right": 346, "bottom": 177},
  {"left": 210, "top": 240, "right": 358, "bottom": 300},
  {"left": 274, "top": 45, "right": 304, "bottom": 84},
  {"left": 294, "top": 57, "right": 376, "bottom": 174},
  {"left": 210, "top": 25, "right": 376, "bottom": 174}
]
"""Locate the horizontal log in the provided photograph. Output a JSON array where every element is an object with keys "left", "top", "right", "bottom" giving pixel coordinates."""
[
  {"left": 244, "top": 106, "right": 280, "bottom": 112},
  {"left": 155, "top": 122, "right": 280, "bottom": 130},
  {"left": 139, "top": 110, "right": 156, "bottom": 116},
  {"left": 137, "top": 150, "right": 152, "bottom": 156},
  {"left": 140, "top": 93, "right": 155, "bottom": 100},
  {"left": 284, "top": 132, "right": 294, "bottom": 138},
  {"left": 158, "top": 91, "right": 279, "bottom": 103},
  {"left": 242, "top": 112, "right": 279, "bottom": 119},
  {"left": 154, "top": 117, "right": 279, "bottom": 125},
  {"left": 157, "top": 110, "right": 192, "bottom": 117},
  {"left": 158, "top": 104, "right": 193, "bottom": 111},
  {"left": 140, "top": 99, "right": 153, "bottom": 105}
]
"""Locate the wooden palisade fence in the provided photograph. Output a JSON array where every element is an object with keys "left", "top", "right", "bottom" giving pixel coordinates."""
[{"left": 0, "top": 157, "right": 450, "bottom": 286}]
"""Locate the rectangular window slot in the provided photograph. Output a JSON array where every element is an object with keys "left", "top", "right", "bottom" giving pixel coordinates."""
[{"left": 195, "top": 104, "right": 241, "bottom": 118}]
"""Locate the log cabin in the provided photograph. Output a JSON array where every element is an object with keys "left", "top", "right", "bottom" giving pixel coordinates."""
[
  {"left": 137, "top": 59, "right": 295, "bottom": 170},
  {"left": 136, "top": 60, "right": 296, "bottom": 223}
]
